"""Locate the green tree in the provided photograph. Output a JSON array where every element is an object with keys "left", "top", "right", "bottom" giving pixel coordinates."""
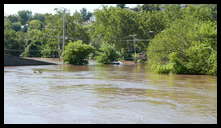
[
  {"left": 11, "top": 22, "right": 21, "bottom": 31},
  {"left": 183, "top": 4, "right": 217, "bottom": 21},
  {"left": 91, "top": 7, "right": 139, "bottom": 50},
  {"left": 116, "top": 4, "right": 126, "bottom": 9},
  {"left": 29, "top": 20, "right": 43, "bottom": 30},
  {"left": 32, "top": 13, "right": 45, "bottom": 23},
  {"left": 41, "top": 41, "right": 60, "bottom": 58},
  {"left": 18, "top": 10, "right": 32, "bottom": 25},
  {"left": 7, "top": 15, "right": 19, "bottom": 23},
  {"left": 40, "top": 13, "right": 63, "bottom": 57},
  {"left": 96, "top": 42, "right": 120, "bottom": 64},
  {"left": 66, "top": 12, "right": 90, "bottom": 43},
  {"left": 4, "top": 29, "right": 22, "bottom": 56},
  {"left": 162, "top": 4, "right": 183, "bottom": 27},
  {"left": 91, "top": 6, "right": 166, "bottom": 59},
  {"left": 147, "top": 16, "right": 217, "bottom": 75},
  {"left": 80, "top": 8, "right": 92, "bottom": 22},
  {"left": 21, "top": 29, "right": 44, "bottom": 57},
  {"left": 63, "top": 40, "right": 95, "bottom": 65},
  {"left": 141, "top": 4, "right": 161, "bottom": 11},
  {"left": 4, "top": 19, "right": 24, "bottom": 56}
]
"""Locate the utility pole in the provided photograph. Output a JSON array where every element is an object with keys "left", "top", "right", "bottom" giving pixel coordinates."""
[
  {"left": 55, "top": 7, "right": 69, "bottom": 64},
  {"left": 129, "top": 34, "right": 137, "bottom": 61},
  {"left": 57, "top": 34, "right": 60, "bottom": 61},
  {"left": 62, "top": 11, "right": 65, "bottom": 60},
  {"left": 54, "top": 7, "right": 71, "bottom": 63},
  {"left": 62, "top": 9, "right": 66, "bottom": 64}
]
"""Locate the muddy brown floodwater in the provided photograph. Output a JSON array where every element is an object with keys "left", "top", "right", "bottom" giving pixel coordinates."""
[{"left": 4, "top": 63, "right": 217, "bottom": 124}]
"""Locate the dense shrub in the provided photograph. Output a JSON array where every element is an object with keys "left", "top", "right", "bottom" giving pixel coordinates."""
[
  {"left": 4, "top": 29, "right": 24, "bottom": 56},
  {"left": 208, "top": 51, "right": 217, "bottom": 75},
  {"left": 150, "top": 63, "right": 173, "bottom": 74},
  {"left": 147, "top": 17, "right": 217, "bottom": 75},
  {"left": 63, "top": 40, "right": 95, "bottom": 65},
  {"left": 41, "top": 41, "right": 60, "bottom": 58},
  {"left": 96, "top": 42, "right": 120, "bottom": 64},
  {"left": 184, "top": 43, "right": 214, "bottom": 74},
  {"left": 41, "top": 48, "right": 59, "bottom": 58},
  {"left": 4, "top": 5, "right": 217, "bottom": 75}
]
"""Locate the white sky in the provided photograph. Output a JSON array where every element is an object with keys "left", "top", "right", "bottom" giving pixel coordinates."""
[{"left": 4, "top": 4, "right": 141, "bottom": 16}]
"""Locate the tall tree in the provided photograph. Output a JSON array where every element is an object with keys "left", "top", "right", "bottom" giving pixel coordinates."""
[
  {"left": 32, "top": 13, "right": 45, "bottom": 23},
  {"left": 141, "top": 4, "right": 161, "bottom": 11},
  {"left": 116, "top": 4, "right": 126, "bottom": 9},
  {"left": 80, "top": 8, "right": 92, "bottom": 22},
  {"left": 7, "top": 15, "right": 19, "bottom": 23},
  {"left": 29, "top": 19, "right": 43, "bottom": 30},
  {"left": 18, "top": 10, "right": 32, "bottom": 25},
  {"left": 11, "top": 22, "right": 21, "bottom": 31}
]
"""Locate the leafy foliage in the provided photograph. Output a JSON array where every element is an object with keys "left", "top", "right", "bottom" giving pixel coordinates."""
[
  {"left": 20, "top": 29, "right": 44, "bottom": 57},
  {"left": 116, "top": 4, "right": 127, "bottom": 9},
  {"left": 29, "top": 20, "right": 43, "bottom": 30},
  {"left": 141, "top": 4, "right": 161, "bottom": 11},
  {"left": 11, "top": 22, "right": 22, "bottom": 31},
  {"left": 18, "top": 10, "right": 32, "bottom": 25},
  {"left": 4, "top": 5, "right": 217, "bottom": 75},
  {"left": 80, "top": 8, "right": 92, "bottom": 22},
  {"left": 96, "top": 42, "right": 120, "bottom": 64},
  {"left": 147, "top": 15, "right": 217, "bottom": 75},
  {"left": 63, "top": 40, "right": 95, "bottom": 65}
]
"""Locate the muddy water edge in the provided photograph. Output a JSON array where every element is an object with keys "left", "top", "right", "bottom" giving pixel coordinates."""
[{"left": 4, "top": 63, "right": 217, "bottom": 124}]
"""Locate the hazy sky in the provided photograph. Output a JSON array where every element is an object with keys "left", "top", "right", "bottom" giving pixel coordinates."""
[{"left": 4, "top": 4, "right": 141, "bottom": 16}]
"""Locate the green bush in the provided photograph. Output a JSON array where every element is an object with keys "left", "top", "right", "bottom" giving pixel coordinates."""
[
  {"left": 41, "top": 41, "right": 60, "bottom": 58},
  {"left": 63, "top": 40, "right": 95, "bottom": 65},
  {"left": 208, "top": 51, "right": 217, "bottom": 75},
  {"left": 150, "top": 64, "right": 173, "bottom": 74},
  {"left": 168, "top": 52, "right": 188, "bottom": 74},
  {"left": 41, "top": 48, "right": 59, "bottom": 58},
  {"left": 147, "top": 17, "right": 217, "bottom": 75},
  {"left": 96, "top": 42, "right": 120, "bottom": 64},
  {"left": 184, "top": 42, "right": 213, "bottom": 74}
]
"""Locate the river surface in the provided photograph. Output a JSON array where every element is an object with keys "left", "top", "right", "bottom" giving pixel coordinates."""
[{"left": 4, "top": 63, "right": 217, "bottom": 124}]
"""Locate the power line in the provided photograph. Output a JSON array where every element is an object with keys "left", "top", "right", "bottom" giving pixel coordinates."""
[
  {"left": 129, "top": 34, "right": 137, "bottom": 60},
  {"left": 4, "top": 49, "right": 60, "bottom": 52},
  {"left": 5, "top": 48, "right": 175, "bottom": 52},
  {"left": 120, "top": 39, "right": 150, "bottom": 41},
  {"left": 62, "top": 10, "right": 65, "bottom": 64}
]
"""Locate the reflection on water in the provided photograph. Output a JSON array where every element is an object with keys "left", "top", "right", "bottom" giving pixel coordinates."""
[{"left": 4, "top": 64, "right": 217, "bottom": 124}]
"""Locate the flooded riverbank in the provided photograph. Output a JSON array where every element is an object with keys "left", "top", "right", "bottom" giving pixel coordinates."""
[{"left": 4, "top": 64, "right": 217, "bottom": 124}]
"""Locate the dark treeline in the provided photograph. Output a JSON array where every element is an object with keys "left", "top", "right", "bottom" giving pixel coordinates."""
[{"left": 4, "top": 4, "right": 217, "bottom": 75}]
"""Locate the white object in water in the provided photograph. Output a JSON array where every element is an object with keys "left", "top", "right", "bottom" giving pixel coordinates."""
[{"left": 112, "top": 61, "right": 123, "bottom": 65}]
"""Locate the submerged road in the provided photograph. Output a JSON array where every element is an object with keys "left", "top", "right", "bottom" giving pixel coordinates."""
[{"left": 4, "top": 55, "right": 56, "bottom": 66}]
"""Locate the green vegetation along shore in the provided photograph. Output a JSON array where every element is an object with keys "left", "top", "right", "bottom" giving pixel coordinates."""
[{"left": 4, "top": 4, "right": 217, "bottom": 75}]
